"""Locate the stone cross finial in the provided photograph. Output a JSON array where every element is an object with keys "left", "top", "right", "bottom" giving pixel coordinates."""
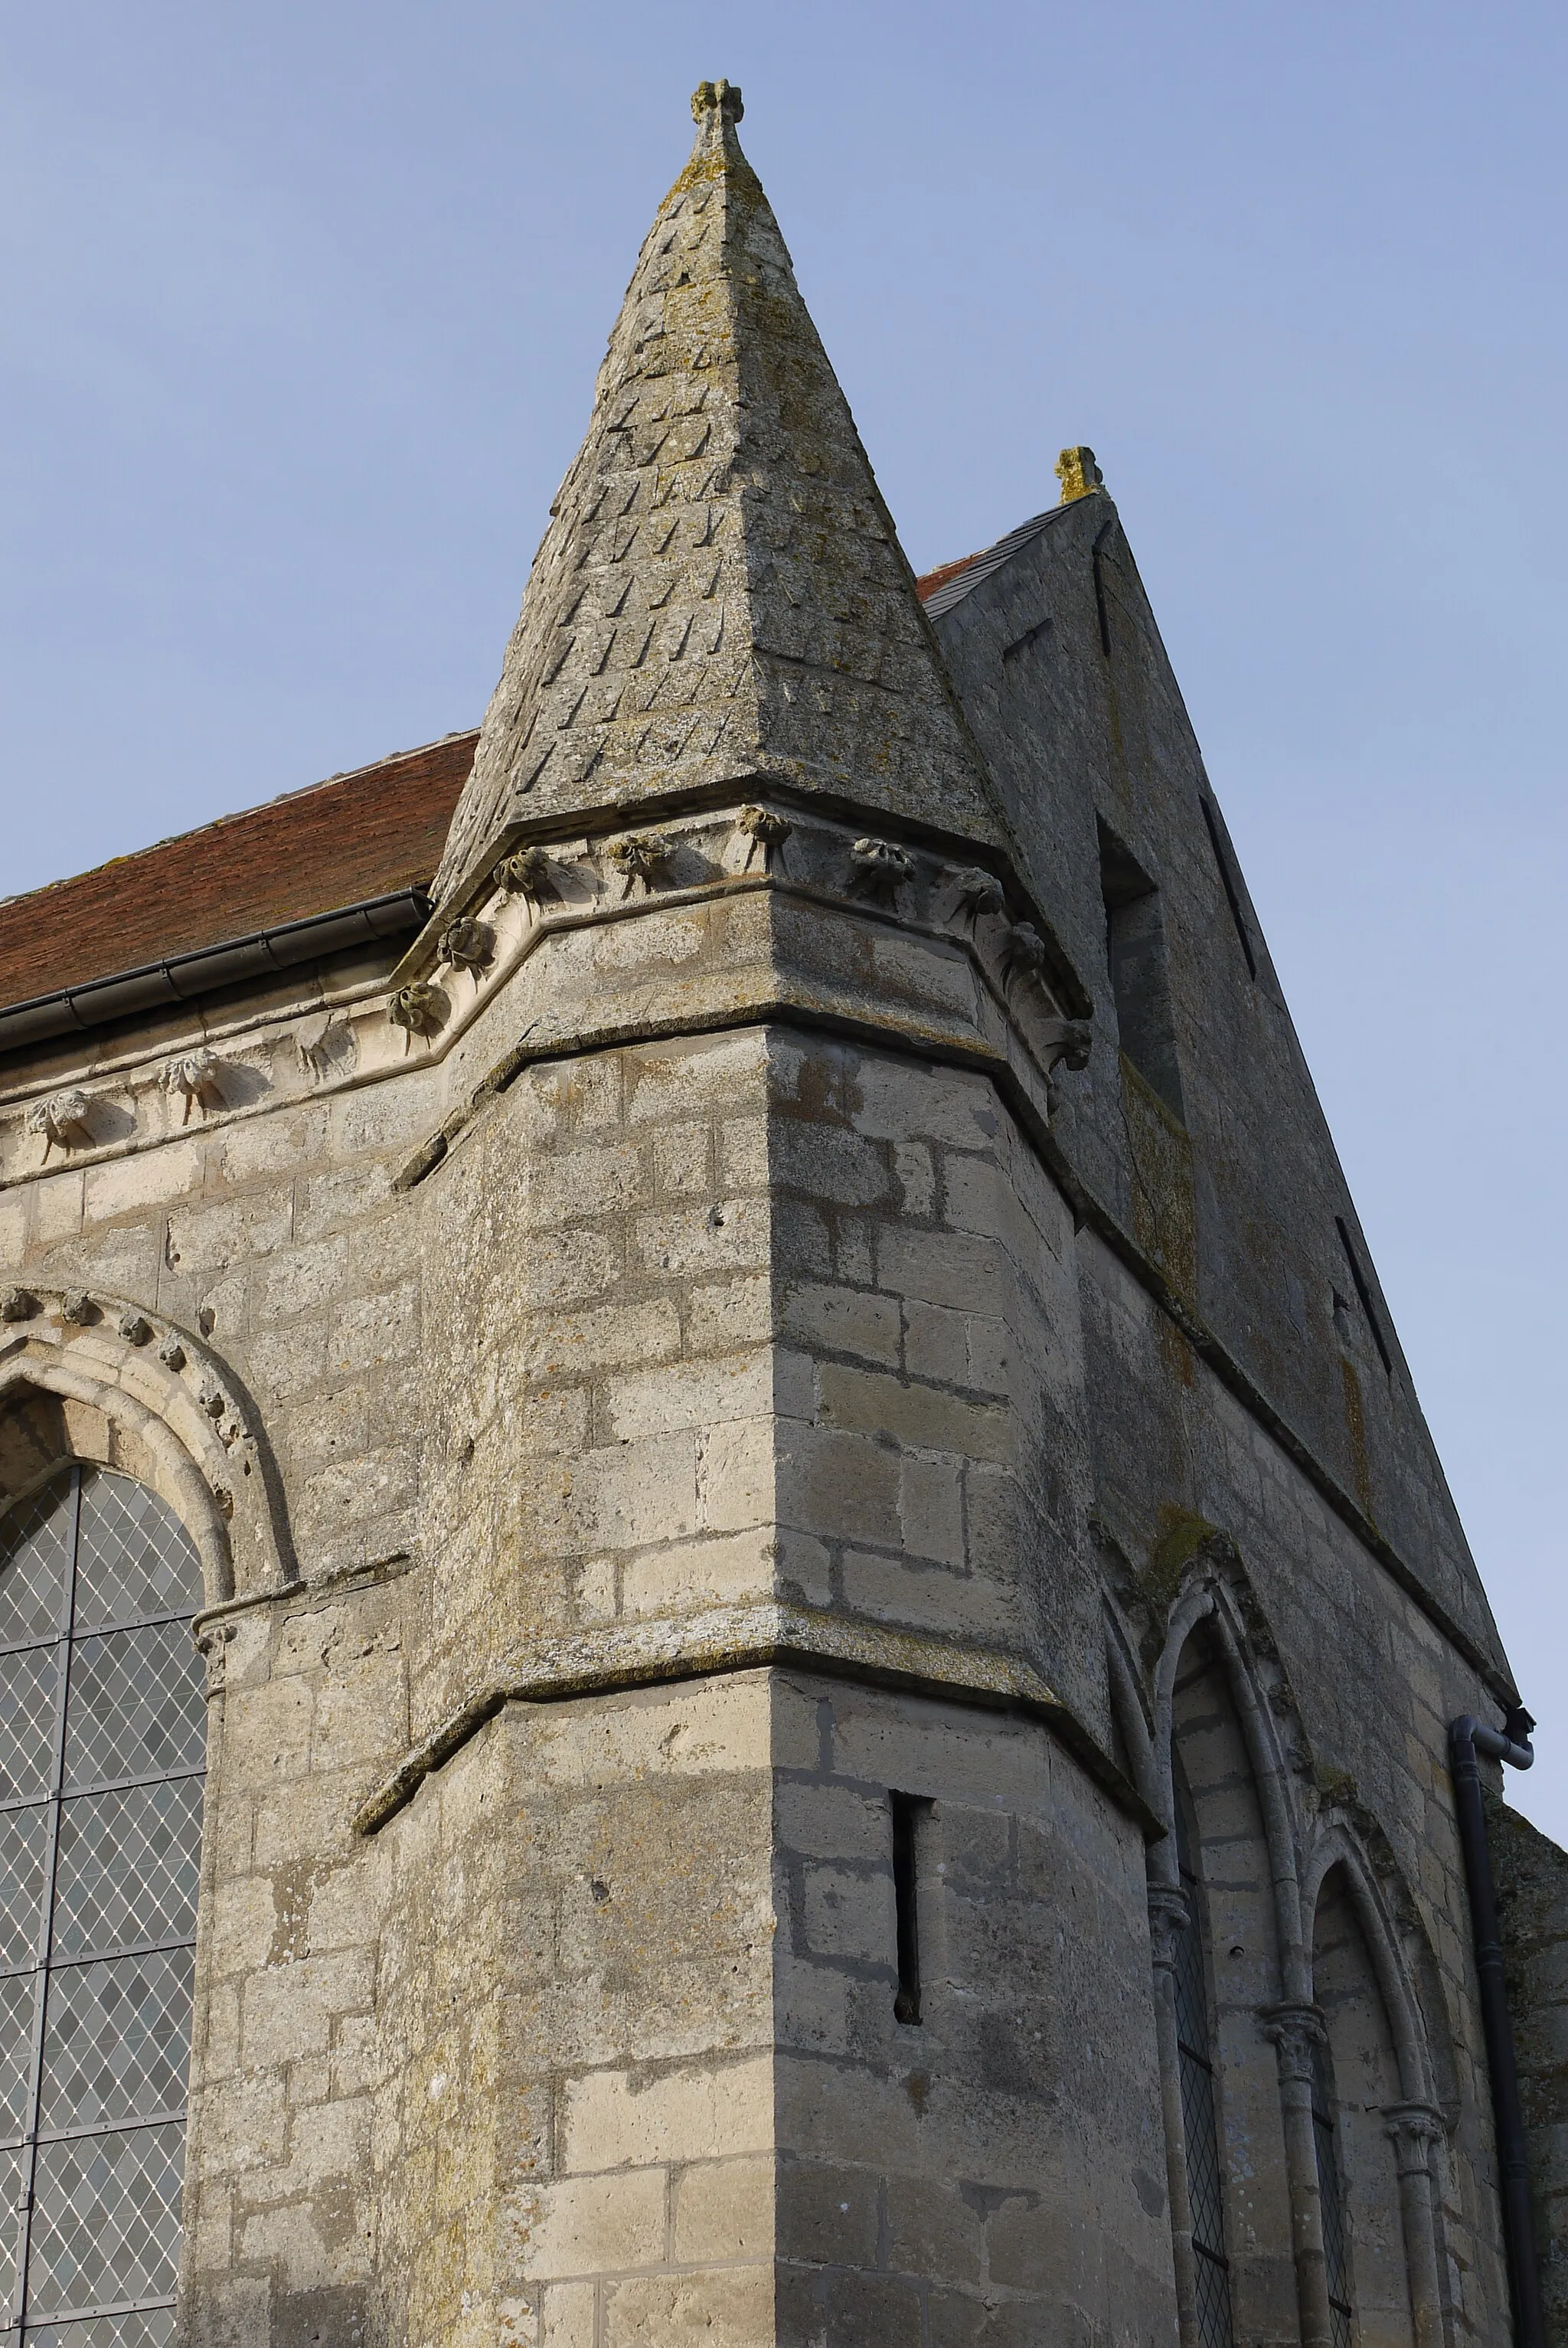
[
  {"left": 691, "top": 79, "right": 743, "bottom": 127},
  {"left": 1055, "top": 446, "right": 1105, "bottom": 503}
]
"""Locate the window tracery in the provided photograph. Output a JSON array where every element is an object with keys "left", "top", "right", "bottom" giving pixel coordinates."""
[
  {"left": 0, "top": 1467, "right": 205, "bottom": 2346},
  {"left": 1173, "top": 1794, "right": 1235, "bottom": 2348}
]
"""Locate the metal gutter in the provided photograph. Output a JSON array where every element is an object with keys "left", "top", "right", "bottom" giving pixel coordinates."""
[
  {"left": 0, "top": 889, "right": 432, "bottom": 1055},
  {"left": 1449, "top": 1708, "right": 1544, "bottom": 2348}
]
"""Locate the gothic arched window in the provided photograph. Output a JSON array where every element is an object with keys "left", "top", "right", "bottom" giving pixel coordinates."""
[
  {"left": 1311, "top": 2032, "right": 1354, "bottom": 2348},
  {"left": 0, "top": 1466, "right": 206, "bottom": 2346},
  {"left": 1173, "top": 1791, "right": 1235, "bottom": 2348}
]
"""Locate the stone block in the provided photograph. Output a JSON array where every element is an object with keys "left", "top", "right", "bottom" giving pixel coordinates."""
[
  {"left": 526, "top": 1143, "right": 646, "bottom": 1227},
  {"left": 538, "top": 2281, "right": 598, "bottom": 2348},
  {"left": 802, "top": 1862, "right": 892, "bottom": 1965},
  {"left": 638, "top": 1199, "right": 769, "bottom": 1278},
  {"left": 518, "top": 1228, "right": 621, "bottom": 1310},
  {"left": 622, "top": 1528, "right": 776, "bottom": 1617},
  {"left": 780, "top": 1281, "right": 902, "bottom": 1368},
  {"left": 654, "top": 1125, "right": 711, "bottom": 1198},
  {"left": 603, "top": 1348, "right": 771, "bottom": 1442},
  {"left": 687, "top": 1274, "right": 774, "bottom": 1351},
  {"left": 671, "top": 2155, "right": 774, "bottom": 2262},
  {"left": 521, "top": 2166, "right": 667, "bottom": 2279},
  {"left": 776, "top": 1426, "right": 900, "bottom": 1546},
  {"left": 328, "top": 1281, "right": 420, "bottom": 1375},
  {"left": 560, "top": 2054, "right": 772, "bottom": 2170},
  {"left": 884, "top": 2173, "right": 984, "bottom": 2283},
  {"left": 697, "top": 1417, "right": 773, "bottom": 1533},
  {"left": 83, "top": 1140, "right": 203, "bottom": 1221},
  {"left": 602, "top": 2264, "right": 773, "bottom": 2348},
  {"left": 875, "top": 1227, "right": 1002, "bottom": 1315},
  {"left": 165, "top": 1189, "right": 296, "bottom": 1276},
  {"left": 264, "top": 1237, "right": 350, "bottom": 1322},
  {"left": 815, "top": 1364, "right": 1011, "bottom": 1465},
  {"left": 516, "top": 1297, "right": 682, "bottom": 1382}
]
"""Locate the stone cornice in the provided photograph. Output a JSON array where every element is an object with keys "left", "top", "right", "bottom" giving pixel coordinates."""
[{"left": 351, "top": 1599, "right": 1161, "bottom": 1840}]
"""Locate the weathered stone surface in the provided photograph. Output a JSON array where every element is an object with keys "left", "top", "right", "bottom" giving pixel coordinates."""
[
  {"left": 433, "top": 81, "right": 1004, "bottom": 905},
  {"left": 0, "top": 71, "right": 1555, "bottom": 2348}
]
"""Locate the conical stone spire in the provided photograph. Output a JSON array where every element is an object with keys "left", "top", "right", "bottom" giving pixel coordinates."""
[{"left": 434, "top": 80, "right": 1004, "bottom": 902}]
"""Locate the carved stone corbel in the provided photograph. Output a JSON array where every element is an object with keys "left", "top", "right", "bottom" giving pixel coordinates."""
[
  {"left": 998, "top": 921, "right": 1047, "bottom": 992},
  {"left": 1146, "top": 1882, "right": 1191, "bottom": 1978},
  {"left": 736, "top": 805, "right": 790, "bottom": 875},
  {"left": 25, "top": 1087, "right": 92, "bottom": 1162},
  {"left": 159, "top": 1048, "right": 224, "bottom": 1127},
  {"left": 949, "top": 866, "right": 1004, "bottom": 933},
  {"left": 847, "top": 837, "right": 913, "bottom": 907},
  {"left": 439, "top": 917, "right": 494, "bottom": 974},
  {"left": 194, "top": 1620, "right": 236, "bottom": 1699},
  {"left": 389, "top": 982, "right": 446, "bottom": 1050},
  {"left": 494, "top": 845, "right": 560, "bottom": 912},
  {"left": 1036, "top": 1016, "right": 1093, "bottom": 1074},
  {"left": 606, "top": 832, "right": 675, "bottom": 900}
]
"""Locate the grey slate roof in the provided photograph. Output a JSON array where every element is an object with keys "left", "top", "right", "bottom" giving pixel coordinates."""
[{"left": 919, "top": 504, "right": 1078, "bottom": 621}]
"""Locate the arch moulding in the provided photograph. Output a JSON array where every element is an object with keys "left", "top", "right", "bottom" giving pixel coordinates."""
[{"left": 0, "top": 1287, "right": 293, "bottom": 1606}]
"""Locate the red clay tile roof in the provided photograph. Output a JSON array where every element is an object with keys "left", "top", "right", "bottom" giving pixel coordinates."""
[
  {"left": 914, "top": 554, "right": 982, "bottom": 601},
  {"left": 0, "top": 731, "right": 478, "bottom": 1011},
  {"left": 0, "top": 555, "right": 962, "bottom": 1015}
]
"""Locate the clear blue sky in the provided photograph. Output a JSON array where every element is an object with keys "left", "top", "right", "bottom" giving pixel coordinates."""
[{"left": 4, "top": 3, "right": 1564, "bottom": 1833}]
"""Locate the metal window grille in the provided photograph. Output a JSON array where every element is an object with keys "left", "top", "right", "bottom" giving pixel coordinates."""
[
  {"left": 1173, "top": 1806, "right": 1235, "bottom": 2348},
  {"left": 0, "top": 1468, "right": 205, "bottom": 2348},
  {"left": 1312, "top": 2041, "right": 1355, "bottom": 2348}
]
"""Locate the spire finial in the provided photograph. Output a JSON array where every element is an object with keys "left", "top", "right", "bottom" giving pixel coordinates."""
[
  {"left": 691, "top": 78, "right": 743, "bottom": 128},
  {"left": 1055, "top": 446, "right": 1105, "bottom": 503}
]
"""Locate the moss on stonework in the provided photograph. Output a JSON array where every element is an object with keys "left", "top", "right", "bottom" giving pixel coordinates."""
[{"left": 1141, "top": 1506, "right": 1221, "bottom": 1622}]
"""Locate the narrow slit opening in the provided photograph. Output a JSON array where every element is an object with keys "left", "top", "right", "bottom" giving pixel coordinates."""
[{"left": 890, "top": 1791, "right": 929, "bottom": 2026}]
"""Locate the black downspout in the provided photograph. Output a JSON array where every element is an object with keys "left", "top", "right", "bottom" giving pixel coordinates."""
[{"left": 1449, "top": 1706, "right": 1544, "bottom": 2348}]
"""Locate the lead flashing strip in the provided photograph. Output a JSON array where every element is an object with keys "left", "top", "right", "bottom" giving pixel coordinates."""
[{"left": 351, "top": 1601, "right": 1158, "bottom": 1840}]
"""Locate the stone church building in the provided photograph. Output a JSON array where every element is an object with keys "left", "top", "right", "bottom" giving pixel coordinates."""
[{"left": 0, "top": 77, "right": 1563, "bottom": 2348}]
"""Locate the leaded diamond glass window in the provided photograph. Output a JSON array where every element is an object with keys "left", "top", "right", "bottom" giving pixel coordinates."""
[
  {"left": 1174, "top": 1800, "right": 1234, "bottom": 2348},
  {"left": 1312, "top": 2039, "right": 1354, "bottom": 2348},
  {"left": 0, "top": 1469, "right": 205, "bottom": 2348}
]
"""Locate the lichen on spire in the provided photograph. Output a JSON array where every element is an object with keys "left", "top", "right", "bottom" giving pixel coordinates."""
[
  {"left": 433, "top": 82, "right": 1006, "bottom": 904},
  {"left": 1055, "top": 446, "right": 1105, "bottom": 503},
  {"left": 691, "top": 78, "right": 743, "bottom": 126}
]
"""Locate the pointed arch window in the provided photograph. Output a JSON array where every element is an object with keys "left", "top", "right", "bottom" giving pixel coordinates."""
[
  {"left": 1173, "top": 1797, "right": 1235, "bottom": 2348},
  {"left": 1311, "top": 2036, "right": 1354, "bottom": 2348},
  {"left": 0, "top": 1467, "right": 206, "bottom": 2347}
]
